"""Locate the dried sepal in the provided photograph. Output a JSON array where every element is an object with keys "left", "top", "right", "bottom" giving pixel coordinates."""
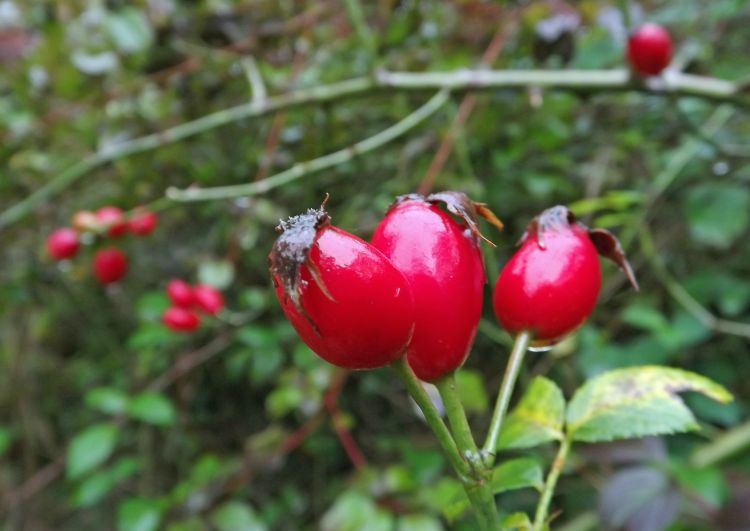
[
  {"left": 521, "top": 205, "right": 638, "bottom": 291},
  {"left": 588, "top": 228, "right": 639, "bottom": 291},
  {"left": 410, "top": 190, "right": 503, "bottom": 246},
  {"left": 521, "top": 205, "right": 575, "bottom": 249},
  {"left": 269, "top": 197, "right": 332, "bottom": 329}
]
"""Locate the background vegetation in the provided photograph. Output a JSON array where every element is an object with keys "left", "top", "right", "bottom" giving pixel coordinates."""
[{"left": 1, "top": 0, "right": 750, "bottom": 529}]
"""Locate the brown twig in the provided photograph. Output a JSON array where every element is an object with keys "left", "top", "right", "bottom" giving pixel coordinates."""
[
  {"left": 417, "top": 8, "right": 518, "bottom": 194},
  {"left": 324, "top": 369, "right": 368, "bottom": 470},
  {"left": 190, "top": 368, "right": 352, "bottom": 514}
]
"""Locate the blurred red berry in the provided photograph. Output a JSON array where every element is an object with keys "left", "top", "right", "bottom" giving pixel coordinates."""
[
  {"left": 128, "top": 209, "right": 158, "bottom": 236},
  {"left": 193, "top": 284, "right": 225, "bottom": 315},
  {"left": 96, "top": 206, "right": 128, "bottom": 238},
  {"left": 47, "top": 228, "right": 80, "bottom": 259},
  {"left": 163, "top": 307, "right": 201, "bottom": 332},
  {"left": 167, "top": 279, "right": 195, "bottom": 308},
  {"left": 93, "top": 247, "right": 128, "bottom": 284},
  {"left": 627, "top": 23, "right": 672, "bottom": 76}
]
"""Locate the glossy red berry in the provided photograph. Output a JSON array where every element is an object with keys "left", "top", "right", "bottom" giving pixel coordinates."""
[
  {"left": 372, "top": 192, "right": 502, "bottom": 381},
  {"left": 270, "top": 203, "right": 415, "bottom": 370},
  {"left": 93, "top": 247, "right": 128, "bottom": 284},
  {"left": 163, "top": 307, "right": 201, "bottom": 332},
  {"left": 627, "top": 23, "right": 672, "bottom": 76},
  {"left": 167, "top": 279, "right": 195, "bottom": 308},
  {"left": 128, "top": 209, "right": 158, "bottom": 236},
  {"left": 96, "top": 206, "right": 128, "bottom": 238},
  {"left": 47, "top": 227, "right": 81, "bottom": 259},
  {"left": 193, "top": 284, "right": 224, "bottom": 315},
  {"left": 493, "top": 206, "right": 637, "bottom": 347}
]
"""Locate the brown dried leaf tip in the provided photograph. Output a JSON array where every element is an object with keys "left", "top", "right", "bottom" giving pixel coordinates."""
[
  {"left": 524, "top": 205, "right": 639, "bottom": 291},
  {"left": 269, "top": 196, "right": 332, "bottom": 322},
  {"left": 588, "top": 228, "right": 639, "bottom": 291},
  {"left": 412, "top": 190, "right": 503, "bottom": 246}
]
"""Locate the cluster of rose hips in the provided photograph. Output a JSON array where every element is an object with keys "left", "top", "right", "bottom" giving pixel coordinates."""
[
  {"left": 46, "top": 206, "right": 158, "bottom": 284},
  {"left": 627, "top": 23, "right": 672, "bottom": 76},
  {"left": 162, "top": 280, "right": 225, "bottom": 333},
  {"left": 270, "top": 192, "right": 637, "bottom": 380}
]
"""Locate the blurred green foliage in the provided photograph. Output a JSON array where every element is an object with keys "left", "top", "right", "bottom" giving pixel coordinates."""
[{"left": 1, "top": 0, "right": 750, "bottom": 529}]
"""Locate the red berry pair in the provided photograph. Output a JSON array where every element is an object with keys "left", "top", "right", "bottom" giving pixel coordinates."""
[
  {"left": 271, "top": 195, "right": 637, "bottom": 379},
  {"left": 162, "top": 280, "right": 225, "bottom": 333},
  {"left": 73, "top": 206, "right": 159, "bottom": 238},
  {"left": 270, "top": 193, "right": 502, "bottom": 379}
]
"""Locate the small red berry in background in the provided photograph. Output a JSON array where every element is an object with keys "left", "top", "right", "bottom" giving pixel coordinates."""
[
  {"left": 47, "top": 228, "right": 80, "bottom": 259},
  {"left": 372, "top": 192, "right": 503, "bottom": 382},
  {"left": 163, "top": 307, "right": 201, "bottom": 332},
  {"left": 270, "top": 201, "right": 415, "bottom": 370},
  {"left": 193, "top": 284, "right": 224, "bottom": 315},
  {"left": 96, "top": 206, "right": 128, "bottom": 238},
  {"left": 493, "top": 206, "right": 637, "bottom": 349},
  {"left": 627, "top": 23, "right": 672, "bottom": 76},
  {"left": 167, "top": 279, "right": 195, "bottom": 307},
  {"left": 128, "top": 209, "right": 158, "bottom": 236},
  {"left": 93, "top": 247, "right": 128, "bottom": 284}
]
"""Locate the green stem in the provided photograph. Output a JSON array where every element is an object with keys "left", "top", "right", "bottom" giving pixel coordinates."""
[
  {"left": 533, "top": 436, "right": 572, "bottom": 531},
  {"left": 2, "top": 70, "right": 746, "bottom": 228},
  {"left": 166, "top": 89, "right": 450, "bottom": 202},
  {"left": 392, "top": 359, "right": 497, "bottom": 530},
  {"left": 482, "top": 330, "right": 531, "bottom": 458},
  {"left": 691, "top": 418, "right": 750, "bottom": 468},
  {"left": 436, "top": 374, "right": 500, "bottom": 529},
  {"left": 391, "top": 357, "right": 469, "bottom": 479}
]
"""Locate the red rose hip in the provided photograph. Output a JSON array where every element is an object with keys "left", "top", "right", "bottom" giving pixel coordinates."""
[
  {"left": 627, "top": 23, "right": 672, "bottom": 76},
  {"left": 96, "top": 206, "right": 128, "bottom": 238},
  {"left": 270, "top": 202, "right": 415, "bottom": 370},
  {"left": 193, "top": 284, "right": 224, "bottom": 315},
  {"left": 163, "top": 307, "right": 201, "bottom": 332},
  {"left": 128, "top": 209, "right": 158, "bottom": 236},
  {"left": 493, "top": 206, "right": 637, "bottom": 348},
  {"left": 167, "top": 279, "right": 195, "bottom": 307},
  {"left": 47, "top": 227, "right": 80, "bottom": 259},
  {"left": 372, "top": 192, "right": 502, "bottom": 381},
  {"left": 93, "top": 247, "right": 128, "bottom": 284}
]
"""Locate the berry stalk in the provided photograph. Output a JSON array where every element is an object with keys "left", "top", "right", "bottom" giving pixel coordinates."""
[{"left": 482, "top": 330, "right": 532, "bottom": 459}]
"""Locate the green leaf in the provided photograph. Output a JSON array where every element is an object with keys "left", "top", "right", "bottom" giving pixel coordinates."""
[
  {"left": 684, "top": 184, "right": 750, "bottom": 249},
  {"left": 128, "top": 392, "right": 176, "bottom": 426},
  {"left": 0, "top": 427, "right": 14, "bottom": 457},
  {"left": 198, "top": 259, "right": 234, "bottom": 290},
  {"left": 321, "top": 491, "right": 393, "bottom": 531},
  {"left": 118, "top": 497, "right": 162, "bottom": 531},
  {"left": 85, "top": 387, "right": 130, "bottom": 415},
  {"left": 489, "top": 458, "right": 544, "bottom": 494},
  {"left": 670, "top": 460, "right": 728, "bottom": 508},
  {"left": 500, "top": 512, "right": 532, "bottom": 530},
  {"left": 105, "top": 8, "right": 154, "bottom": 54},
  {"left": 67, "top": 423, "right": 121, "bottom": 479},
  {"left": 72, "top": 457, "right": 141, "bottom": 508},
  {"left": 396, "top": 514, "right": 443, "bottom": 531},
  {"left": 498, "top": 377, "right": 565, "bottom": 450},
  {"left": 566, "top": 366, "right": 733, "bottom": 442},
  {"left": 455, "top": 369, "right": 489, "bottom": 414},
  {"left": 211, "top": 501, "right": 268, "bottom": 531}
]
